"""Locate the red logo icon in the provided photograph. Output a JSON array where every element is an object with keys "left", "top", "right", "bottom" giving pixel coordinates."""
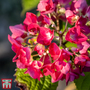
[{"left": 1, "top": 79, "right": 12, "bottom": 89}]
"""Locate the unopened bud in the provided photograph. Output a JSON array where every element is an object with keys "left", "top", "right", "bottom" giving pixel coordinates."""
[{"left": 59, "top": 8, "right": 65, "bottom": 14}]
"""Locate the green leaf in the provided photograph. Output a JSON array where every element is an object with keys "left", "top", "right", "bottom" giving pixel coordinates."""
[
  {"left": 15, "top": 68, "right": 58, "bottom": 90},
  {"left": 21, "top": 0, "right": 40, "bottom": 16},
  {"left": 74, "top": 72, "right": 90, "bottom": 90},
  {"left": 65, "top": 42, "right": 77, "bottom": 48}
]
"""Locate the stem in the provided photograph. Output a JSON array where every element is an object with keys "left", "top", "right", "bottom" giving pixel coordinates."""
[
  {"left": 59, "top": 35, "right": 63, "bottom": 47},
  {"left": 56, "top": 19, "right": 60, "bottom": 31},
  {"left": 62, "top": 20, "right": 68, "bottom": 35}
]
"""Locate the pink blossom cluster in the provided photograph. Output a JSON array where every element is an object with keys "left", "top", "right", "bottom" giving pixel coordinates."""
[{"left": 8, "top": 0, "right": 90, "bottom": 84}]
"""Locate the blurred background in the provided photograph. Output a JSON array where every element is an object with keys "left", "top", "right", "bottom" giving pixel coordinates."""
[
  {"left": 0, "top": 0, "right": 23, "bottom": 90},
  {"left": 0, "top": 0, "right": 38, "bottom": 90},
  {"left": 0, "top": 0, "right": 90, "bottom": 90}
]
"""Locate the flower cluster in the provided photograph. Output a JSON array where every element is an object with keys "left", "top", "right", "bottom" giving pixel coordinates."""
[{"left": 8, "top": 0, "right": 90, "bottom": 85}]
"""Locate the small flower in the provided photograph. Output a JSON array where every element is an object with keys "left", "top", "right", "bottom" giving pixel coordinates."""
[
  {"left": 65, "top": 26, "right": 88, "bottom": 44},
  {"left": 23, "top": 12, "right": 37, "bottom": 26},
  {"left": 34, "top": 44, "right": 45, "bottom": 55},
  {"left": 37, "top": 27, "right": 54, "bottom": 45},
  {"left": 49, "top": 43, "right": 61, "bottom": 60},
  {"left": 37, "top": 0, "right": 54, "bottom": 14},
  {"left": 25, "top": 61, "right": 43, "bottom": 81}
]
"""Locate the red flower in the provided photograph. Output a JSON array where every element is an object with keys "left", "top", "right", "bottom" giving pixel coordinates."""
[
  {"left": 71, "top": 0, "right": 88, "bottom": 15},
  {"left": 25, "top": 61, "right": 43, "bottom": 81},
  {"left": 37, "top": 14, "right": 51, "bottom": 26},
  {"left": 37, "top": 27, "right": 54, "bottom": 45},
  {"left": 49, "top": 43, "right": 61, "bottom": 60},
  {"left": 9, "top": 24, "right": 27, "bottom": 38},
  {"left": 37, "top": 0, "right": 54, "bottom": 14},
  {"left": 23, "top": 12, "right": 37, "bottom": 26},
  {"left": 28, "top": 23, "right": 40, "bottom": 35},
  {"left": 34, "top": 44, "right": 45, "bottom": 55},
  {"left": 65, "top": 26, "right": 88, "bottom": 44}
]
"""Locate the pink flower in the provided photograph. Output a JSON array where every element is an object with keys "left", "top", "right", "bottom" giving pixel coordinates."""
[
  {"left": 28, "top": 23, "right": 40, "bottom": 35},
  {"left": 9, "top": 24, "right": 27, "bottom": 38},
  {"left": 37, "top": 27, "right": 54, "bottom": 45},
  {"left": 51, "top": 60, "right": 72, "bottom": 83},
  {"left": 51, "top": 71, "right": 64, "bottom": 83},
  {"left": 66, "top": 68, "right": 84, "bottom": 85},
  {"left": 65, "top": 10, "right": 79, "bottom": 25},
  {"left": 8, "top": 36, "right": 32, "bottom": 68},
  {"left": 8, "top": 35, "right": 20, "bottom": 46},
  {"left": 77, "top": 41, "right": 90, "bottom": 54},
  {"left": 43, "top": 64, "right": 55, "bottom": 76},
  {"left": 65, "top": 26, "right": 88, "bottom": 44},
  {"left": 23, "top": 12, "right": 37, "bottom": 26},
  {"left": 49, "top": 43, "right": 61, "bottom": 60},
  {"left": 40, "top": 54, "right": 51, "bottom": 66},
  {"left": 12, "top": 44, "right": 32, "bottom": 68},
  {"left": 58, "top": 49, "right": 72, "bottom": 61},
  {"left": 34, "top": 44, "right": 45, "bottom": 55},
  {"left": 25, "top": 61, "right": 43, "bottom": 81},
  {"left": 75, "top": 17, "right": 87, "bottom": 26},
  {"left": 71, "top": 0, "right": 88, "bottom": 15},
  {"left": 9, "top": 24, "right": 27, "bottom": 44},
  {"left": 37, "top": 14, "right": 51, "bottom": 26},
  {"left": 74, "top": 55, "right": 89, "bottom": 68},
  {"left": 37, "top": 0, "right": 54, "bottom": 14}
]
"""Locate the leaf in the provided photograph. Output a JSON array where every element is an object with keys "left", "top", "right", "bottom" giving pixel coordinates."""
[
  {"left": 65, "top": 42, "right": 77, "bottom": 48},
  {"left": 21, "top": 0, "right": 40, "bottom": 16},
  {"left": 74, "top": 72, "right": 90, "bottom": 90},
  {"left": 15, "top": 68, "right": 58, "bottom": 90}
]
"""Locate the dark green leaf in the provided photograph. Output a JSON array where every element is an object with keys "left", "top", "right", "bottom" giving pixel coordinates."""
[{"left": 74, "top": 72, "right": 90, "bottom": 90}]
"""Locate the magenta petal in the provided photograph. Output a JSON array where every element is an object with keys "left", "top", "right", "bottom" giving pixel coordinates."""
[
  {"left": 9, "top": 24, "right": 26, "bottom": 38},
  {"left": 51, "top": 72, "right": 64, "bottom": 83},
  {"left": 37, "top": 27, "right": 54, "bottom": 45},
  {"left": 23, "top": 12, "right": 37, "bottom": 26},
  {"left": 8, "top": 35, "right": 19, "bottom": 46},
  {"left": 25, "top": 66, "right": 40, "bottom": 80},
  {"left": 49, "top": 43, "right": 61, "bottom": 60},
  {"left": 25, "top": 62, "right": 43, "bottom": 81},
  {"left": 66, "top": 73, "right": 70, "bottom": 85},
  {"left": 40, "top": 54, "right": 51, "bottom": 65},
  {"left": 85, "top": 61, "right": 90, "bottom": 67},
  {"left": 34, "top": 44, "right": 45, "bottom": 55},
  {"left": 26, "top": 47, "right": 31, "bottom": 61},
  {"left": 65, "top": 26, "right": 88, "bottom": 44},
  {"left": 61, "top": 63, "right": 71, "bottom": 74},
  {"left": 78, "top": 41, "right": 90, "bottom": 54},
  {"left": 16, "top": 60, "right": 26, "bottom": 69}
]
